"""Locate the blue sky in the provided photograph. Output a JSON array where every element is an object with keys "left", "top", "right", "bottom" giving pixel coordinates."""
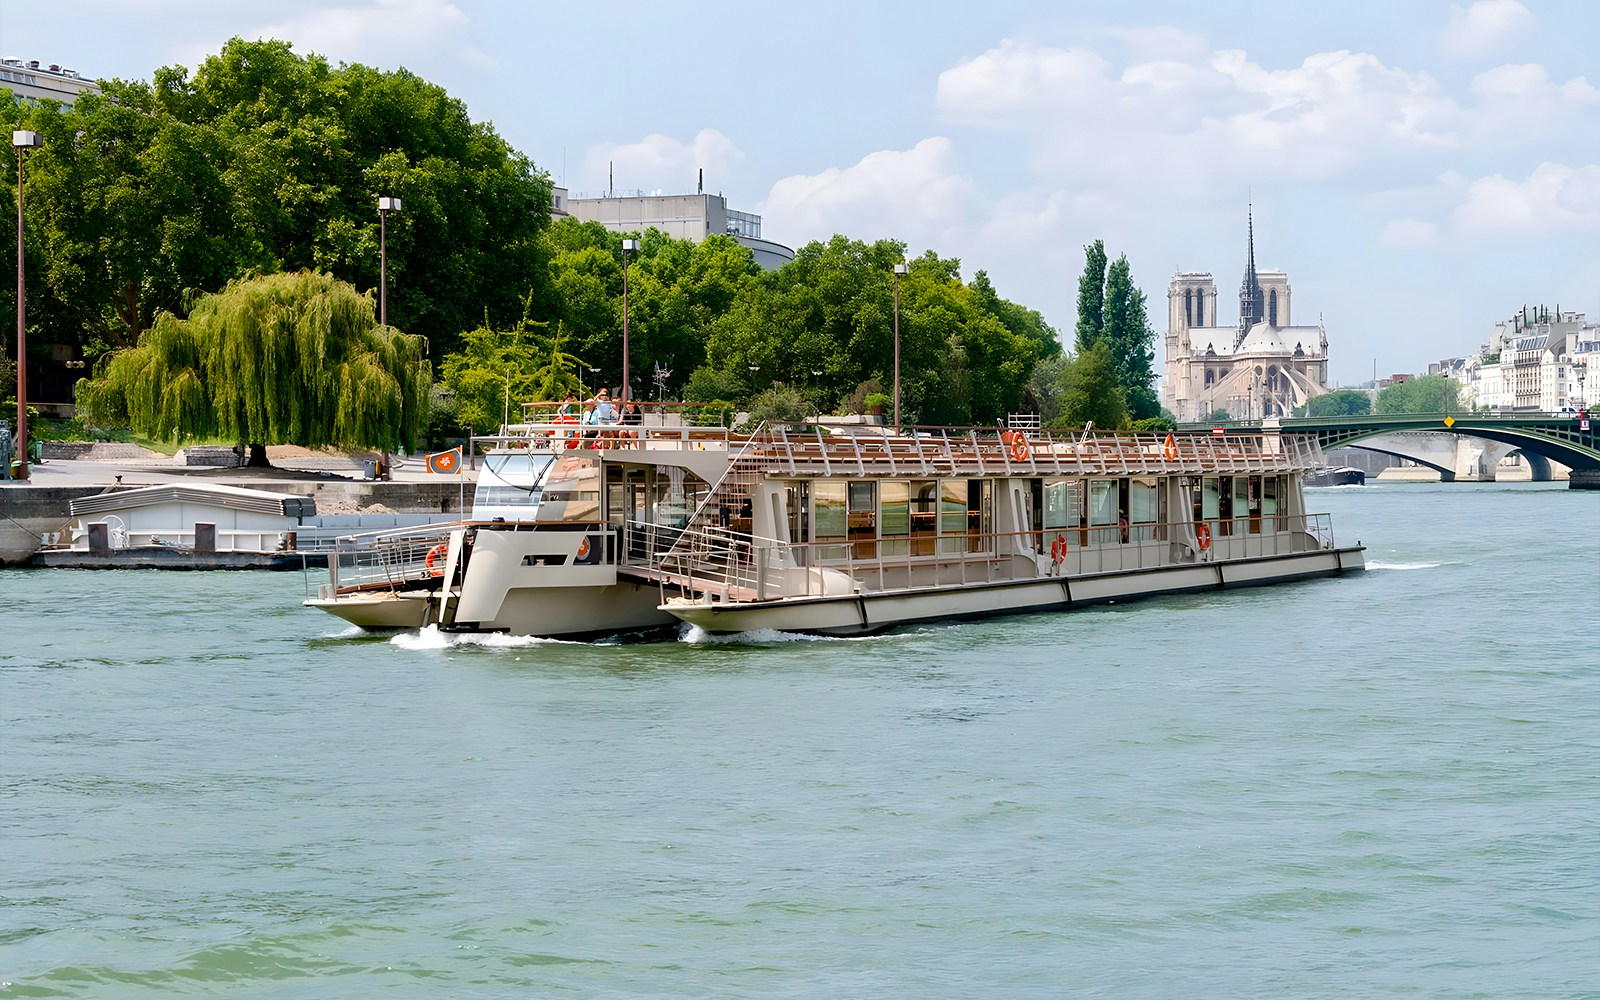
[{"left": 5, "top": 0, "right": 1597, "bottom": 385}]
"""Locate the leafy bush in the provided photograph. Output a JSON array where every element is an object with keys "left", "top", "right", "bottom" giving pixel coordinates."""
[
  {"left": 864, "top": 393, "right": 892, "bottom": 412},
  {"left": 1130, "top": 416, "right": 1175, "bottom": 432},
  {"left": 684, "top": 368, "right": 746, "bottom": 404},
  {"left": 739, "top": 385, "right": 811, "bottom": 431},
  {"left": 694, "top": 401, "right": 735, "bottom": 427}
]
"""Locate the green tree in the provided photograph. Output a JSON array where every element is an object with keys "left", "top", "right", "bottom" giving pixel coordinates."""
[
  {"left": 4, "top": 37, "right": 551, "bottom": 363},
  {"left": 1074, "top": 239, "right": 1107, "bottom": 351},
  {"left": 1298, "top": 389, "right": 1373, "bottom": 417},
  {"left": 75, "top": 270, "right": 428, "bottom": 464},
  {"left": 1101, "top": 254, "right": 1159, "bottom": 420},
  {"left": 1046, "top": 341, "right": 1128, "bottom": 430},
  {"left": 436, "top": 305, "right": 590, "bottom": 435},
  {"left": 1376, "top": 375, "right": 1459, "bottom": 414}
]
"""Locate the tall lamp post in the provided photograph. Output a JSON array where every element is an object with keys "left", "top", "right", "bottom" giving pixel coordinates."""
[
  {"left": 621, "top": 238, "right": 637, "bottom": 401},
  {"left": 892, "top": 262, "right": 908, "bottom": 427},
  {"left": 1574, "top": 359, "right": 1587, "bottom": 413},
  {"left": 377, "top": 196, "right": 401, "bottom": 327},
  {"left": 13, "top": 130, "right": 42, "bottom": 480}
]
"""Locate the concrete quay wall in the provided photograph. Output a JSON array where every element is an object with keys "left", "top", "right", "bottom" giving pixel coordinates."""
[{"left": 0, "top": 479, "right": 469, "bottom": 566}]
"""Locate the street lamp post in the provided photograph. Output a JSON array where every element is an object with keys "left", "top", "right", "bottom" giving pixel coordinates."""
[
  {"left": 1574, "top": 359, "right": 1587, "bottom": 412},
  {"left": 377, "top": 196, "right": 401, "bottom": 327},
  {"left": 892, "top": 262, "right": 907, "bottom": 427},
  {"left": 621, "top": 238, "right": 637, "bottom": 402},
  {"left": 13, "top": 130, "right": 42, "bottom": 480}
]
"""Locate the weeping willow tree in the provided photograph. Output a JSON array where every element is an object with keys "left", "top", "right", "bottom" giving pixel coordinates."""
[{"left": 76, "top": 270, "right": 429, "bottom": 466}]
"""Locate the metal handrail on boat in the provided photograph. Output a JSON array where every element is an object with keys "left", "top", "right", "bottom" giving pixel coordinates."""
[
  {"left": 655, "top": 512, "right": 1340, "bottom": 606},
  {"left": 467, "top": 420, "right": 1327, "bottom": 478}
]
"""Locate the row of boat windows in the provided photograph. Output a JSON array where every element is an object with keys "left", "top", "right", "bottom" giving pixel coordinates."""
[{"left": 795, "top": 475, "right": 1292, "bottom": 551}]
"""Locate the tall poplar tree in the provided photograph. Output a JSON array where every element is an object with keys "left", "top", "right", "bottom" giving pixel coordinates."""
[
  {"left": 1074, "top": 239, "right": 1107, "bottom": 351},
  {"left": 76, "top": 270, "right": 428, "bottom": 464},
  {"left": 1073, "top": 242, "right": 1159, "bottom": 421}
]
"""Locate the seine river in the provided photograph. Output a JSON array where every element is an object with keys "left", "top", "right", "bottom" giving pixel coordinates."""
[{"left": 3, "top": 482, "right": 1596, "bottom": 999}]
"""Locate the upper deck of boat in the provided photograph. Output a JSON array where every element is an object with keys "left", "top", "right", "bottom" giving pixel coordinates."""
[{"left": 487, "top": 414, "right": 1325, "bottom": 480}]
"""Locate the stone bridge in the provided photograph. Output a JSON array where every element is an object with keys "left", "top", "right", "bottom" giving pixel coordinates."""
[{"left": 1184, "top": 412, "right": 1600, "bottom": 489}]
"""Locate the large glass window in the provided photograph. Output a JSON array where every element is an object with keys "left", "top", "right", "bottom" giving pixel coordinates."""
[
  {"left": 1129, "top": 477, "right": 1160, "bottom": 542},
  {"left": 814, "top": 480, "right": 847, "bottom": 559},
  {"left": 880, "top": 481, "right": 909, "bottom": 556},
  {"left": 1089, "top": 479, "right": 1120, "bottom": 545},
  {"left": 939, "top": 480, "right": 967, "bottom": 554},
  {"left": 1233, "top": 477, "right": 1249, "bottom": 536},
  {"left": 911, "top": 482, "right": 937, "bottom": 555},
  {"left": 848, "top": 481, "right": 877, "bottom": 557},
  {"left": 1043, "top": 479, "right": 1080, "bottom": 530}
]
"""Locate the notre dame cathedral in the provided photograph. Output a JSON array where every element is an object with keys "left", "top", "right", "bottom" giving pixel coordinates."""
[{"left": 1162, "top": 210, "right": 1331, "bottom": 422}]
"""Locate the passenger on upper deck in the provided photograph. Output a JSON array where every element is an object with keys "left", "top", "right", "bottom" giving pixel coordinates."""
[{"left": 620, "top": 399, "right": 642, "bottom": 439}]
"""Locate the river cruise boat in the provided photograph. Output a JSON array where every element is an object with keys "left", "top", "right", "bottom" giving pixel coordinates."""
[{"left": 303, "top": 414, "right": 1365, "bottom": 639}]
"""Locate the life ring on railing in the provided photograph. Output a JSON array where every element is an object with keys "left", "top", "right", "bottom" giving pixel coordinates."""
[
  {"left": 1050, "top": 533, "right": 1067, "bottom": 565},
  {"left": 1196, "top": 523, "right": 1212, "bottom": 551},
  {"left": 1008, "top": 433, "right": 1030, "bottom": 462},
  {"left": 425, "top": 543, "right": 449, "bottom": 576},
  {"left": 575, "top": 536, "right": 591, "bottom": 560}
]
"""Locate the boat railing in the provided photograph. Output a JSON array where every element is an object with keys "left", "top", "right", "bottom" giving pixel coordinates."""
[
  {"left": 655, "top": 511, "right": 1342, "bottom": 605},
  {"left": 309, "top": 522, "right": 462, "bottom": 596},
  {"left": 470, "top": 420, "right": 1328, "bottom": 477}
]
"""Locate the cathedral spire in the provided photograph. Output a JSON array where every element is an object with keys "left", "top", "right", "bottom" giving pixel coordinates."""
[{"left": 1236, "top": 203, "right": 1264, "bottom": 349}]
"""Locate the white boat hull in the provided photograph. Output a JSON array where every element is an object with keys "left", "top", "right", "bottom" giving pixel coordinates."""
[
  {"left": 666, "top": 547, "right": 1365, "bottom": 636},
  {"left": 304, "top": 590, "right": 436, "bottom": 630}
]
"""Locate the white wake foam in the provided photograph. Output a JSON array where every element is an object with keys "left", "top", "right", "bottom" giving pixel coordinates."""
[{"left": 389, "top": 625, "right": 577, "bottom": 649}]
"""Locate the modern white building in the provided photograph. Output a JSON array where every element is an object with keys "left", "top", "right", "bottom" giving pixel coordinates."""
[
  {"left": 1162, "top": 211, "right": 1331, "bottom": 422},
  {"left": 1, "top": 57, "right": 99, "bottom": 108},
  {"left": 565, "top": 178, "right": 795, "bottom": 271}
]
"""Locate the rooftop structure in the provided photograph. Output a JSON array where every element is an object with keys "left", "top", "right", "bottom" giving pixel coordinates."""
[
  {"left": 565, "top": 172, "right": 795, "bottom": 271},
  {"left": 1, "top": 57, "right": 100, "bottom": 108}
]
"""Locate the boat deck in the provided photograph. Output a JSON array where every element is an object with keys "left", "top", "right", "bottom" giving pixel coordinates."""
[{"left": 490, "top": 423, "right": 1326, "bottom": 479}]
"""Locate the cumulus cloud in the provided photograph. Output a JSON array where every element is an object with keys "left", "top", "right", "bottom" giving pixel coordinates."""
[
  {"left": 1443, "top": 0, "right": 1533, "bottom": 57},
  {"left": 258, "top": 0, "right": 480, "bottom": 65},
  {"left": 759, "top": 137, "right": 973, "bottom": 247},
  {"left": 584, "top": 129, "right": 745, "bottom": 195},
  {"left": 1453, "top": 163, "right": 1600, "bottom": 234},
  {"left": 936, "top": 39, "right": 1461, "bottom": 185}
]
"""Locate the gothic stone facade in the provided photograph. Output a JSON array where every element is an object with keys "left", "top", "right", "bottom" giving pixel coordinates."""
[{"left": 1162, "top": 218, "right": 1330, "bottom": 423}]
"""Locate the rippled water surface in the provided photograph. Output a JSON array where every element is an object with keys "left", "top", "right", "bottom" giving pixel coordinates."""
[{"left": 3, "top": 482, "right": 1597, "bottom": 998}]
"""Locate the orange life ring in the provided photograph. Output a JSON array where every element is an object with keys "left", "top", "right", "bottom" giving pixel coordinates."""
[
  {"left": 425, "top": 543, "right": 449, "bottom": 576},
  {"left": 1049, "top": 533, "right": 1067, "bottom": 564},
  {"left": 575, "top": 536, "right": 590, "bottom": 560},
  {"left": 1009, "top": 434, "right": 1030, "bottom": 463},
  {"left": 1162, "top": 432, "right": 1178, "bottom": 461},
  {"left": 1196, "top": 523, "right": 1212, "bottom": 551}
]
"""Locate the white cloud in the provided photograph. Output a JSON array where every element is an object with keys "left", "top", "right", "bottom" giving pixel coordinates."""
[
  {"left": 1443, "top": 0, "right": 1534, "bottom": 57},
  {"left": 1380, "top": 219, "right": 1440, "bottom": 247},
  {"left": 1470, "top": 62, "right": 1548, "bottom": 98},
  {"left": 938, "top": 40, "right": 1460, "bottom": 186},
  {"left": 584, "top": 129, "right": 745, "bottom": 195},
  {"left": 936, "top": 39, "right": 1113, "bottom": 124},
  {"left": 760, "top": 138, "right": 972, "bottom": 247},
  {"left": 1453, "top": 163, "right": 1600, "bottom": 234},
  {"left": 257, "top": 0, "right": 479, "bottom": 65}
]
